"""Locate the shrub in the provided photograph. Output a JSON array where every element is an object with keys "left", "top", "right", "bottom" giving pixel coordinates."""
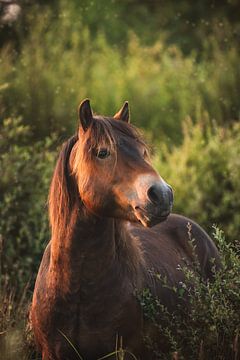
[
  {"left": 0, "top": 117, "right": 56, "bottom": 290},
  {"left": 0, "top": 1, "right": 240, "bottom": 144},
  {"left": 138, "top": 226, "right": 240, "bottom": 359},
  {"left": 154, "top": 120, "right": 240, "bottom": 241}
]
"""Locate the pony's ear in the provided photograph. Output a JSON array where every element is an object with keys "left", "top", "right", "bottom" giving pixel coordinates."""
[
  {"left": 78, "top": 99, "right": 93, "bottom": 131},
  {"left": 113, "top": 101, "right": 130, "bottom": 123}
]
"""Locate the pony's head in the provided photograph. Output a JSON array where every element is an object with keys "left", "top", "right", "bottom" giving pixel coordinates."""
[{"left": 70, "top": 99, "right": 173, "bottom": 227}]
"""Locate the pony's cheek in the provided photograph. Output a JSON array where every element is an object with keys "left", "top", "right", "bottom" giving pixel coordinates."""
[
  {"left": 112, "top": 185, "right": 138, "bottom": 216},
  {"left": 81, "top": 194, "right": 102, "bottom": 215},
  {"left": 79, "top": 183, "right": 112, "bottom": 215}
]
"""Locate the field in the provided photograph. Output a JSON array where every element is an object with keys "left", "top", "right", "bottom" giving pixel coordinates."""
[{"left": 0, "top": 1, "right": 240, "bottom": 359}]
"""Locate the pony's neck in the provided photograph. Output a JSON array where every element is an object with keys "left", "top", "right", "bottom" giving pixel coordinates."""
[{"left": 49, "top": 205, "right": 143, "bottom": 294}]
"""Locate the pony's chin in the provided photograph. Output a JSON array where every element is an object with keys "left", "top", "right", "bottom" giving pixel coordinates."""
[
  {"left": 133, "top": 208, "right": 170, "bottom": 228},
  {"left": 139, "top": 216, "right": 169, "bottom": 228}
]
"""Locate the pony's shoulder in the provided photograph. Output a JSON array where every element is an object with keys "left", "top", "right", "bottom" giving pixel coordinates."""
[{"left": 128, "top": 214, "right": 220, "bottom": 279}]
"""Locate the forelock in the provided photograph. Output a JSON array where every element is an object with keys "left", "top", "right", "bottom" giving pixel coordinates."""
[{"left": 82, "top": 116, "right": 147, "bottom": 152}]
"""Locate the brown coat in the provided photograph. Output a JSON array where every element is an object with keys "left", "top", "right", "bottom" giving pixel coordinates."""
[{"left": 30, "top": 101, "right": 220, "bottom": 360}]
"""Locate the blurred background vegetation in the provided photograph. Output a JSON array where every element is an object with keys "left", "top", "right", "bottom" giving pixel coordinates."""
[{"left": 0, "top": 1, "right": 240, "bottom": 357}]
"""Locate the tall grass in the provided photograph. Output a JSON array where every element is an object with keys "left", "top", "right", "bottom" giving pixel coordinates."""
[{"left": 0, "top": 263, "right": 34, "bottom": 359}]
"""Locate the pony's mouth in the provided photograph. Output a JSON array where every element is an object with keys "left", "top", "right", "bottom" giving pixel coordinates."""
[{"left": 134, "top": 206, "right": 170, "bottom": 227}]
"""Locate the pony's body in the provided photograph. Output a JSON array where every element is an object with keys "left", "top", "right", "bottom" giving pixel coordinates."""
[{"left": 31, "top": 100, "right": 220, "bottom": 360}]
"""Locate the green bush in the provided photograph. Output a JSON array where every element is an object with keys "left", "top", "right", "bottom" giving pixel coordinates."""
[
  {"left": 0, "top": 117, "right": 56, "bottom": 290},
  {"left": 138, "top": 226, "right": 240, "bottom": 359},
  {"left": 0, "top": 1, "right": 240, "bottom": 144},
  {"left": 154, "top": 120, "right": 240, "bottom": 241}
]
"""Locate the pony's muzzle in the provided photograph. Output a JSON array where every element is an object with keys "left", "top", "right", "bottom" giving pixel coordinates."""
[
  {"left": 133, "top": 179, "right": 173, "bottom": 227},
  {"left": 147, "top": 182, "right": 173, "bottom": 216}
]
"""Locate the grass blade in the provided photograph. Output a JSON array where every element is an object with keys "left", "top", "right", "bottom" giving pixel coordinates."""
[{"left": 57, "top": 329, "right": 83, "bottom": 360}]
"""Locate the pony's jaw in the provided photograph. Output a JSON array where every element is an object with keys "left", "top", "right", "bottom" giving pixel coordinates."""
[{"left": 133, "top": 205, "right": 170, "bottom": 227}]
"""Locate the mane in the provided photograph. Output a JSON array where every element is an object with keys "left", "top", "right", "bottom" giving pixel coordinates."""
[
  {"left": 85, "top": 115, "right": 148, "bottom": 153},
  {"left": 48, "top": 135, "right": 78, "bottom": 240},
  {"left": 49, "top": 116, "right": 148, "bottom": 241}
]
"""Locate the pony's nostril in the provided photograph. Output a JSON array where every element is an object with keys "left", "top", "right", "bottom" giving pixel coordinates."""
[
  {"left": 147, "top": 185, "right": 161, "bottom": 205},
  {"left": 147, "top": 183, "right": 173, "bottom": 208}
]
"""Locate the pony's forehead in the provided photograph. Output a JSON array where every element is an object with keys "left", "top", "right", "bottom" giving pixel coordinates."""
[
  {"left": 86, "top": 115, "right": 146, "bottom": 146},
  {"left": 93, "top": 115, "right": 110, "bottom": 121}
]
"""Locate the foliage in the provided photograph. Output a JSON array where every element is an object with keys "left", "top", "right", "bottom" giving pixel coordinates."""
[
  {"left": 0, "top": 117, "right": 56, "bottom": 290},
  {"left": 0, "top": 1, "right": 239, "bottom": 357},
  {"left": 138, "top": 226, "right": 240, "bottom": 359},
  {"left": 2, "top": 1, "right": 240, "bottom": 54},
  {"left": 0, "top": 1, "right": 240, "bottom": 144},
  {"left": 154, "top": 119, "right": 240, "bottom": 241}
]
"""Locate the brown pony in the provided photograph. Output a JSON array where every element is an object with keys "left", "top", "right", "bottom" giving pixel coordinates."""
[{"left": 31, "top": 99, "right": 220, "bottom": 360}]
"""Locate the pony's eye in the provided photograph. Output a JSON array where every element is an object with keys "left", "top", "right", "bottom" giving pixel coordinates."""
[{"left": 96, "top": 148, "right": 110, "bottom": 159}]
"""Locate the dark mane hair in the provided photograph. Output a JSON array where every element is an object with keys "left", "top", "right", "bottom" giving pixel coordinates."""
[
  {"left": 48, "top": 117, "right": 148, "bottom": 241},
  {"left": 48, "top": 135, "right": 78, "bottom": 240}
]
